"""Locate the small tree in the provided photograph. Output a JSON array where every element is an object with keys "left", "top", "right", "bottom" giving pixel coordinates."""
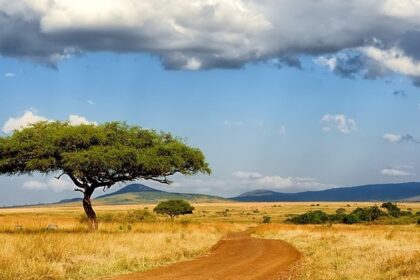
[
  {"left": 154, "top": 200, "right": 194, "bottom": 219},
  {"left": 0, "top": 122, "right": 210, "bottom": 230}
]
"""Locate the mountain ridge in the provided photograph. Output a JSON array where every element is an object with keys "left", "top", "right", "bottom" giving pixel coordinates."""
[{"left": 231, "top": 182, "right": 420, "bottom": 202}]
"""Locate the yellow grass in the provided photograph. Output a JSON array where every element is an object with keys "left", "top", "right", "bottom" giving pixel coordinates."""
[
  {"left": 254, "top": 224, "right": 420, "bottom": 280},
  {"left": 0, "top": 202, "right": 419, "bottom": 280}
]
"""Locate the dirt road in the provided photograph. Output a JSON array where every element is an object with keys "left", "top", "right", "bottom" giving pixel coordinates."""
[{"left": 102, "top": 229, "right": 301, "bottom": 280}]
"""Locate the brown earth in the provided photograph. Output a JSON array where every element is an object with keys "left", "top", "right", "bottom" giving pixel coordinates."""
[{"left": 101, "top": 229, "right": 301, "bottom": 280}]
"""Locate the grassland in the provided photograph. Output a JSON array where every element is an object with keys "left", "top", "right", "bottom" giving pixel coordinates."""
[{"left": 0, "top": 202, "right": 419, "bottom": 280}]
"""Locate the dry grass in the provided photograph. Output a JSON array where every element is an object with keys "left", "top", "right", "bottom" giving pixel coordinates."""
[
  {"left": 0, "top": 202, "right": 419, "bottom": 280},
  {"left": 254, "top": 223, "right": 420, "bottom": 280},
  {"left": 0, "top": 206, "right": 248, "bottom": 280}
]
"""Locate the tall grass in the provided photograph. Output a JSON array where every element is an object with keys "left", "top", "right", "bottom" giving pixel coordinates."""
[
  {"left": 254, "top": 224, "right": 420, "bottom": 280},
  {"left": 0, "top": 222, "right": 246, "bottom": 280}
]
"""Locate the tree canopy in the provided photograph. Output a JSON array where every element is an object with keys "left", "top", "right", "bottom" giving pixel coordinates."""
[
  {"left": 0, "top": 121, "right": 210, "bottom": 228},
  {"left": 153, "top": 200, "right": 194, "bottom": 218}
]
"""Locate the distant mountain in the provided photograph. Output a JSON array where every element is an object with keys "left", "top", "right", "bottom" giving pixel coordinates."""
[
  {"left": 58, "top": 183, "right": 227, "bottom": 205},
  {"left": 232, "top": 182, "right": 420, "bottom": 202}
]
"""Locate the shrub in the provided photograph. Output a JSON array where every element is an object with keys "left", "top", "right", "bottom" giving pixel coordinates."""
[
  {"left": 329, "top": 214, "right": 346, "bottom": 223},
  {"left": 262, "top": 216, "right": 271, "bottom": 224},
  {"left": 381, "top": 202, "right": 401, "bottom": 218},
  {"left": 351, "top": 206, "right": 383, "bottom": 222},
  {"left": 400, "top": 211, "right": 413, "bottom": 217},
  {"left": 343, "top": 214, "right": 361, "bottom": 224},
  {"left": 288, "top": 210, "right": 329, "bottom": 224}
]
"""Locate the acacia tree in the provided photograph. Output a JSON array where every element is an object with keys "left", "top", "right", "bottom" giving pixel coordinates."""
[
  {"left": 0, "top": 121, "right": 210, "bottom": 229},
  {"left": 154, "top": 200, "right": 194, "bottom": 219}
]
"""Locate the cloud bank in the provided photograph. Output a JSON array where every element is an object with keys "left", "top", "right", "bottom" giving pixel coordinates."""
[
  {"left": 232, "top": 171, "right": 329, "bottom": 192},
  {"left": 2, "top": 0, "right": 420, "bottom": 84},
  {"left": 2, "top": 110, "right": 97, "bottom": 133}
]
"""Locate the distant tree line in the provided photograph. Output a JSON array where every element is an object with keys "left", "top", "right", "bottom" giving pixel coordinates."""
[{"left": 287, "top": 203, "right": 420, "bottom": 225}]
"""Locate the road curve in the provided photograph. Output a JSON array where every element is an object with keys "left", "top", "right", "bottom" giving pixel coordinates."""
[{"left": 101, "top": 229, "right": 301, "bottom": 280}]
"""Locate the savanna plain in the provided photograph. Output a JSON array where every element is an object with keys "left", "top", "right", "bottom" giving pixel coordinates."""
[{"left": 0, "top": 202, "right": 419, "bottom": 280}]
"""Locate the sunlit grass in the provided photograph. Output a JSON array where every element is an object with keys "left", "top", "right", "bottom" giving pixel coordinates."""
[{"left": 0, "top": 202, "right": 419, "bottom": 280}]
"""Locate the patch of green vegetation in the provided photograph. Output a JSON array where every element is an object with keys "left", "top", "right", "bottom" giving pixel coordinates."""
[{"left": 287, "top": 203, "right": 419, "bottom": 225}]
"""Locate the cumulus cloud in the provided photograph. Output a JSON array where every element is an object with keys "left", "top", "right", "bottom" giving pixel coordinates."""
[
  {"left": 0, "top": 0, "right": 419, "bottom": 84},
  {"left": 383, "top": 133, "right": 419, "bottom": 143},
  {"left": 233, "top": 171, "right": 329, "bottom": 192},
  {"left": 68, "top": 114, "right": 97, "bottom": 126},
  {"left": 22, "top": 177, "right": 74, "bottom": 192},
  {"left": 320, "top": 114, "right": 356, "bottom": 134},
  {"left": 380, "top": 168, "right": 414, "bottom": 176},
  {"left": 2, "top": 110, "right": 97, "bottom": 133},
  {"left": 2, "top": 110, "right": 48, "bottom": 133},
  {"left": 22, "top": 180, "right": 48, "bottom": 190}
]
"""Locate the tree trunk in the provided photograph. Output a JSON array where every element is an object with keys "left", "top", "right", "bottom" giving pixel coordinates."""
[{"left": 83, "top": 189, "right": 98, "bottom": 230}]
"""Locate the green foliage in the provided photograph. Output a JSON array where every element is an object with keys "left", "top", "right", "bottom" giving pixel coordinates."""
[
  {"left": 343, "top": 214, "right": 361, "bottom": 224},
  {"left": 381, "top": 202, "right": 401, "bottom": 218},
  {"left": 287, "top": 210, "right": 330, "bottom": 224},
  {"left": 262, "top": 216, "right": 271, "bottom": 224},
  {"left": 153, "top": 200, "right": 194, "bottom": 218},
  {"left": 351, "top": 206, "right": 383, "bottom": 222},
  {"left": 0, "top": 121, "right": 211, "bottom": 186},
  {"left": 288, "top": 206, "right": 386, "bottom": 225}
]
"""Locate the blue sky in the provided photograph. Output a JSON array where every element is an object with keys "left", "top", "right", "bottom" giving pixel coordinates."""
[
  {"left": 1, "top": 53, "right": 419, "bottom": 205},
  {"left": 1, "top": 1, "right": 420, "bottom": 205}
]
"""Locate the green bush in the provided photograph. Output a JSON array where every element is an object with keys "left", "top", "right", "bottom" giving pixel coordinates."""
[
  {"left": 343, "top": 214, "right": 361, "bottom": 224},
  {"left": 329, "top": 213, "right": 346, "bottom": 223},
  {"left": 288, "top": 210, "right": 329, "bottom": 224},
  {"left": 400, "top": 211, "right": 413, "bottom": 217},
  {"left": 351, "top": 206, "right": 383, "bottom": 222},
  {"left": 381, "top": 202, "right": 401, "bottom": 218},
  {"left": 262, "top": 216, "right": 271, "bottom": 224}
]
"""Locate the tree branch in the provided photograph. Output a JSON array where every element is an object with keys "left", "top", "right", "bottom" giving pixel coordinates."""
[
  {"left": 74, "top": 188, "right": 85, "bottom": 194},
  {"left": 54, "top": 172, "right": 66, "bottom": 180},
  {"left": 66, "top": 173, "right": 84, "bottom": 188}
]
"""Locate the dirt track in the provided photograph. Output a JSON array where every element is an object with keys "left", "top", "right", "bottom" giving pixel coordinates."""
[{"left": 102, "top": 229, "right": 301, "bottom": 280}]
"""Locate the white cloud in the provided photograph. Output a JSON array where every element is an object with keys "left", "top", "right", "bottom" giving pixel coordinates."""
[
  {"left": 22, "top": 177, "right": 74, "bottom": 192},
  {"left": 320, "top": 114, "right": 356, "bottom": 134},
  {"left": 2, "top": 110, "right": 97, "bottom": 133},
  {"left": 68, "top": 114, "right": 97, "bottom": 126},
  {"left": 86, "top": 100, "right": 94, "bottom": 105},
  {"left": 380, "top": 168, "right": 413, "bottom": 176},
  {"left": 233, "top": 171, "right": 329, "bottom": 192},
  {"left": 232, "top": 171, "right": 263, "bottom": 179},
  {"left": 2, "top": 0, "right": 420, "bottom": 79},
  {"left": 4, "top": 72, "right": 16, "bottom": 78},
  {"left": 315, "top": 56, "right": 337, "bottom": 71},
  {"left": 2, "top": 110, "right": 48, "bottom": 133},
  {"left": 383, "top": 133, "right": 402, "bottom": 143},
  {"left": 383, "top": 133, "right": 419, "bottom": 143},
  {"left": 22, "top": 180, "right": 48, "bottom": 190},
  {"left": 360, "top": 46, "right": 420, "bottom": 77}
]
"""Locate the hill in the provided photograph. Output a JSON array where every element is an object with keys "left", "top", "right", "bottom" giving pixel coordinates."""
[
  {"left": 232, "top": 182, "right": 420, "bottom": 202},
  {"left": 58, "top": 183, "right": 227, "bottom": 205}
]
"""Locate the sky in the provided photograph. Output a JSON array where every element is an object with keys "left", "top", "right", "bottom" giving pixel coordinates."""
[{"left": 1, "top": 0, "right": 420, "bottom": 205}]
